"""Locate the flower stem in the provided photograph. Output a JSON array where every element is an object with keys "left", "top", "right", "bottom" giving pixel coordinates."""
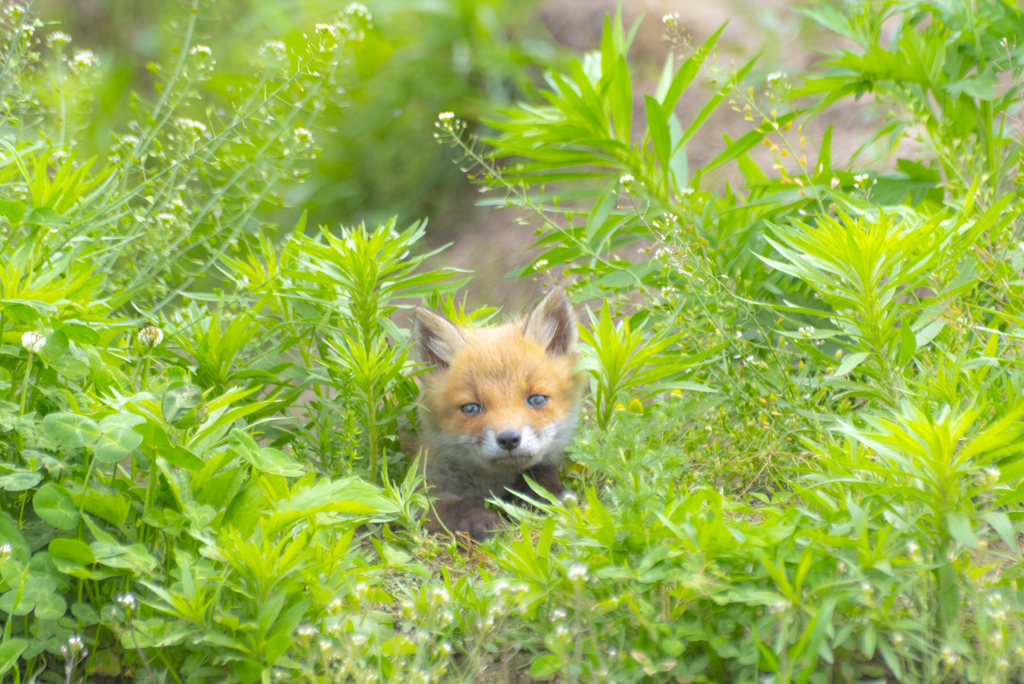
[
  {"left": 19, "top": 351, "right": 33, "bottom": 416},
  {"left": 142, "top": 350, "right": 153, "bottom": 390}
]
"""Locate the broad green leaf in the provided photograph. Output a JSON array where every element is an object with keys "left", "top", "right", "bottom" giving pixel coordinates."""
[
  {"left": 94, "top": 425, "right": 144, "bottom": 463},
  {"left": 162, "top": 382, "right": 203, "bottom": 425},
  {"left": 34, "top": 593, "right": 67, "bottom": 620},
  {"left": 42, "top": 413, "right": 102, "bottom": 449},
  {"left": 49, "top": 537, "right": 95, "bottom": 565},
  {"left": 33, "top": 482, "right": 80, "bottom": 530},
  {"left": 0, "top": 472, "right": 41, "bottom": 491}
]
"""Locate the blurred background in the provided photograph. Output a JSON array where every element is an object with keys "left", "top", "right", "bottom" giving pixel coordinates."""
[{"left": 33, "top": 0, "right": 883, "bottom": 310}]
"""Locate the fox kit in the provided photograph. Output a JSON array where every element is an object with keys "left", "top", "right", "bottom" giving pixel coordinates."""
[{"left": 412, "top": 288, "right": 587, "bottom": 541}]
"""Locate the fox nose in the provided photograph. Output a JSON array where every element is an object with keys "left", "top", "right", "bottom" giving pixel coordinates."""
[{"left": 496, "top": 430, "right": 521, "bottom": 451}]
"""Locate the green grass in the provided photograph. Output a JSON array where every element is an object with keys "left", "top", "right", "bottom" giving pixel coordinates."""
[{"left": 1, "top": 0, "right": 1024, "bottom": 682}]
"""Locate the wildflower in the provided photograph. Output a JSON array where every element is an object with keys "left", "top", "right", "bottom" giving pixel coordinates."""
[
  {"left": 984, "top": 466, "right": 1000, "bottom": 486},
  {"left": 0, "top": 543, "right": 11, "bottom": 559},
  {"left": 907, "top": 541, "right": 922, "bottom": 562},
  {"left": 619, "top": 173, "right": 634, "bottom": 187},
  {"left": 21, "top": 332, "right": 45, "bottom": 353},
  {"left": 798, "top": 326, "right": 815, "bottom": 339},
  {"left": 532, "top": 259, "right": 548, "bottom": 271},
  {"left": 438, "top": 111, "right": 455, "bottom": 122},
  {"left": 175, "top": 118, "right": 207, "bottom": 136},
  {"left": 189, "top": 44, "right": 212, "bottom": 57},
  {"left": 860, "top": 582, "right": 874, "bottom": 601},
  {"left": 138, "top": 326, "right": 164, "bottom": 349},
  {"left": 344, "top": 3, "right": 372, "bottom": 21},
  {"left": 350, "top": 634, "right": 368, "bottom": 646},
  {"left": 892, "top": 632, "right": 904, "bottom": 649},
  {"left": 940, "top": 645, "right": 960, "bottom": 667},
  {"left": 116, "top": 593, "right": 136, "bottom": 614},
  {"left": 68, "top": 49, "right": 99, "bottom": 74},
  {"left": 46, "top": 31, "right": 71, "bottom": 50},
  {"left": 830, "top": 177, "right": 840, "bottom": 189},
  {"left": 328, "top": 598, "right": 343, "bottom": 613},
  {"left": 550, "top": 607, "right": 567, "bottom": 621},
  {"left": 439, "top": 641, "right": 453, "bottom": 655},
  {"left": 766, "top": 71, "right": 786, "bottom": 85},
  {"left": 293, "top": 126, "right": 315, "bottom": 150},
  {"left": 315, "top": 23, "right": 340, "bottom": 48},
  {"left": 67, "top": 634, "right": 85, "bottom": 654},
  {"left": 662, "top": 13, "right": 680, "bottom": 26},
  {"left": 428, "top": 586, "right": 450, "bottom": 605},
  {"left": 567, "top": 562, "right": 589, "bottom": 582},
  {"left": 296, "top": 624, "right": 318, "bottom": 639}
]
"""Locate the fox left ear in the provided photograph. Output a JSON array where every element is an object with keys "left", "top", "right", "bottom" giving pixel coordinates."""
[{"left": 523, "top": 287, "right": 578, "bottom": 357}]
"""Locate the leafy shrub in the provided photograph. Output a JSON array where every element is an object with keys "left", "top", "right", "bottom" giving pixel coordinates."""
[{"left": 3, "top": 0, "right": 1024, "bottom": 682}]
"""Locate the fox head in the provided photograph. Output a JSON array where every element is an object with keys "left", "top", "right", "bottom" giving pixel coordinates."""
[{"left": 413, "top": 288, "right": 587, "bottom": 475}]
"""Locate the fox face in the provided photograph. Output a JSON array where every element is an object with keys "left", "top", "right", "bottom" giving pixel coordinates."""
[{"left": 413, "top": 288, "right": 586, "bottom": 499}]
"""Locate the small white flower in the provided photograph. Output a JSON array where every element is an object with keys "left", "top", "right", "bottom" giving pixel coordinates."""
[
  {"left": 175, "top": 118, "right": 207, "bottom": 136},
  {"left": 47, "top": 31, "right": 71, "bottom": 50},
  {"left": 315, "top": 23, "right": 340, "bottom": 47},
  {"left": 533, "top": 259, "right": 548, "bottom": 271},
  {"left": 567, "top": 562, "right": 589, "bottom": 582},
  {"left": 21, "top": 332, "right": 45, "bottom": 353},
  {"left": 0, "top": 543, "right": 11, "bottom": 559},
  {"left": 619, "top": 174, "right": 634, "bottom": 186},
  {"left": 344, "top": 3, "right": 372, "bottom": 21},
  {"left": 68, "top": 49, "right": 100, "bottom": 73},
  {"left": 984, "top": 466, "right": 1000, "bottom": 485},
  {"left": 293, "top": 126, "right": 314, "bottom": 149},
  {"left": 67, "top": 634, "right": 84, "bottom": 653},
  {"left": 438, "top": 111, "right": 455, "bottom": 122},
  {"left": 116, "top": 593, "right": 136, "bottom": 611},
  {"left": 766, "top": 71, "right": 786, "bottom": 85},
  {"left": 940, "top": 645, "right": 960, "bottom": 667},
  {"left": 138, "top": 326, "right": 164, "bottom": 349},
  {"left": 189, "top": 45, "right": 212, "bottom": 57},
  {"left": 296, "top": 624, "right": 318, "bottom": 639},
  {"left": 830, "top": 177, "right": 840, "bottom": 189},
  {"left": 662, "top": 12, "right": 680, "bottom": 26}
]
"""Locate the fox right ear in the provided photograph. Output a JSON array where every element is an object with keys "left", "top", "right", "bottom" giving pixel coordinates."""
[{"left": 412, "top": 308, "right": 465, "bottom": 370}]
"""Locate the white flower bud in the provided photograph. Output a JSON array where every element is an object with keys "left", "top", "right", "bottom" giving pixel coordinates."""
[
  {"left": 21, "top": 332, "right": 45, "bottom": 353},
  {"left": 138, "top": 326, "right": 164, "bottom": 349}
]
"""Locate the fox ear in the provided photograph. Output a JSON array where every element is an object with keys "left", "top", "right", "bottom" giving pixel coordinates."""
[
  {"left": 412, "top": 308, "right": 465, "bottom": 370},
  {"left": 523, "top": 287, "right": 578, "bottom": 357}
]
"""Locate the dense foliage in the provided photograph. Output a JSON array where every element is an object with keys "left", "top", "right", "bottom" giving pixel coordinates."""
[{"left": 1, "top": 0, "right": 1024, "bottom": 682}]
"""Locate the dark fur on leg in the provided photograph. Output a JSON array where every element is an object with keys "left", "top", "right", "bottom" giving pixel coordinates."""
[{"left": 425, "top": 497, "right": 505, "bottom": 542}]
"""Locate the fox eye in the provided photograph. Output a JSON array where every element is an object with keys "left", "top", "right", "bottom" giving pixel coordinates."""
[
  {"left": 526, "top": 394, "right": 548, "bottom": 408},
  {"left": 460, "top": 403, "right": 482, "bottom": 416}
]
